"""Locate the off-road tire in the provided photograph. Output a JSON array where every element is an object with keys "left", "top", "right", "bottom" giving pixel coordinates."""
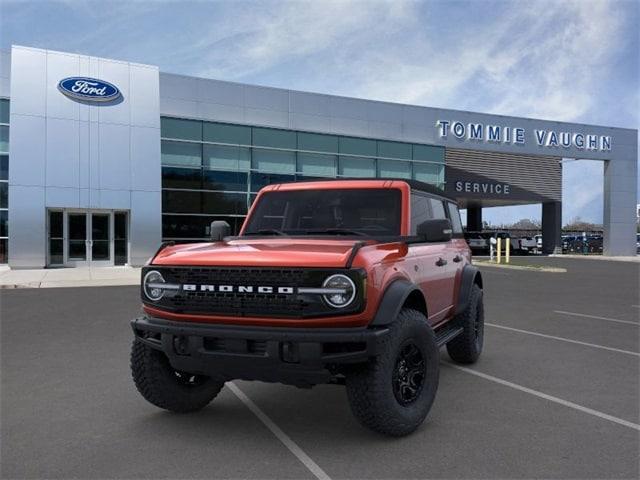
[
  {"left": 447, "top": 284, "right": 484, "bottom": 364},
  {"left": 131, "top": 340, "right": 224, "bottom": 413},
  {"left": 345, "top": 308, "right": 439, "bottom": 436}
]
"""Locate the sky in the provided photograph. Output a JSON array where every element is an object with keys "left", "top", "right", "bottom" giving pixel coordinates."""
[{"left": 1, "top": 0, "right": 638, "bottom": 226}]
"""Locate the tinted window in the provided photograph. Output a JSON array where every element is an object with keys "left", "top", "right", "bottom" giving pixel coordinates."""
[
  {"left": 428, "top": 198, "right": 447, "bottom": 219},
  {"left": 410, "top": 194, "right": 430, "bottom": 235},
  {"left": 0, "top": 126, "right": 8, "bottom": 154},
  {"left": 203, "top": 122, "right": 250, "bottom": 145},
  {"left": 338, "top": 156, "right": 376, "bottom": 177},
  {"left": 298, "top": 132, "right": 339, "bottom": 154},
  {"left": 244, "top": 189, "right": 401, "bottom": 236},
  {"left": 202, "top": 192, "right": 247, "bottom": 215},
  {"left": 202, "top": 170, "right": 248, "bottom": 192},
  {"left": 114, "top": 212, "right": 128, "bottom": 266},
  {"left": 0, "top": 238, "right": 6, "bottom": 263},
  {"left": 161, "top": 118, "right": 201, "bottom": 141},
  {"left": 252, "top": 127, "right": 296, "bottom": 149},
  {"left": 162, "top": 190, "right": 201, "bottom": 213},
  {"left": 250, "top": 172, "right": 295, "bottom": 192},
  {"left": 252, "top": 148, "right": 296, "bottom": 174},
  {"left": 0, "top": 99, "right": 9, "bottom": 124},
  {"left": 297, "top": 152, "right": 336, "bottom": 177},
  {"left": 203, "top": 144, "right": 250, "bottom": 170},
  {"left": 0, "top": 210, "right": 8, "bottom": 237},
  {"left": 339, "top": 137, "right": 377, "bottom": 157},
  {"left": 447, "top": 202, "right": 463, "bottom": 234},
  {"left": 0, "top": 155, "right": 7, "bottom": 180},
  {"left": 378, "top": 159, "right": 411, "bottom": 179},
  {"left": 0, "top": 182, "right": 6, "bottom": 208},
  {"left": 413, "top": 163, "right": 443, "bottom": 185},
  {"left": 413, "top": 144, "right": 445, "bottom": 162},
  {"left": 162, "top": 215, "right": 243, "bottom": 238},
  {"left": 162, "top": 167, "right": 202, "bottom": 189},
  {"left": 378, "top": 141, "right": 411, "bottom": 160},
  {"left": 161, "top": 141, "right": 201, "bottom": 167}
]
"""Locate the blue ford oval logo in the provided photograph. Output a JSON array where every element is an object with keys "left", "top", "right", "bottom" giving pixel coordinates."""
[{"left": 58, "top": 77, "right": 121, "bottom": 102}]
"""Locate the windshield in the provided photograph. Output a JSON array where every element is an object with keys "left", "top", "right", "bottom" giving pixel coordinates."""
[{"left": 243, "top": 188, "right": 402, "bottom": 237}]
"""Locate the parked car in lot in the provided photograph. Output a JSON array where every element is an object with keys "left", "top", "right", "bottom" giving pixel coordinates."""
[
  {"left": 563, "top": 234, "right": 603, "bottom": 254},
  {"left": 535, "top": 234, "right": 543, "bottom": 253},
  {"left": 464, "top": 231, "right": 488, "bottom": 252},
  {"left": 518, "top": 236, "right": 537, "bottom": 254},
  {"left": 130, "top": 179, "right": 485, "bottom": 436}
]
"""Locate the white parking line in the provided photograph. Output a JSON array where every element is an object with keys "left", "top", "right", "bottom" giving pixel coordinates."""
[
  {"left": 486, "top": 323, "right": 640, "bottom": 357},
  {"left": 554, "top": 310, "right": 639, "bottom": 326},
  {"left": 446, "top": 363, "right": 640, "bottom": 431},
  {"left": 228, "top": 382, "right": 331, "bottom": 480}
]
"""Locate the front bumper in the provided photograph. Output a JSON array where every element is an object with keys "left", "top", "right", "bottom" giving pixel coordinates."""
[{"left": 131, "top": 316, "right": 389, "bottom": 387}]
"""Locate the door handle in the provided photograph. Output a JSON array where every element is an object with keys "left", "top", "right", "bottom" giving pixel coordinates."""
[
  {"left": 435, "top": 257, "right": 447, "bottom": 267},
  {"left": 453, "top": 255, "right": 463, "bottom": 263}
]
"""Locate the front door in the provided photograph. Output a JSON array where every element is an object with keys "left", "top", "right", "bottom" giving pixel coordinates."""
[
  {"left": 47, "top": 210, "right": 129, "bottom": 267},
  {"left": 66, "top": 212, "right": 89, "bottom": 267},
  {"left": 90, "top": 213, "right": 112, "bottom": 267}
]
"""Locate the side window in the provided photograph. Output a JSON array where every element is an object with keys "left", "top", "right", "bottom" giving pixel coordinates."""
[
  {"left": 410, "top": 194, "right": 430, "bottom": 234},
  {"left": 447, "top": 202, "right": 464, "bottom": 235},
  {"left": 428, "top": 198, "right": 447, "bottom": 220}
]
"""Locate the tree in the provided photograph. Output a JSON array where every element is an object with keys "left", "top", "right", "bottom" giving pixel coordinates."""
[
  {"left": 563, "top": 216, "right": 602, "bottom": 232},
  {"left": 510, "top": 218, "right": 541, "bottom": 230}
]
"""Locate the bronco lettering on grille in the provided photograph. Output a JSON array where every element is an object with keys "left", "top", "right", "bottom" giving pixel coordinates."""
[{"left": 182, "top": 284, "right": 295, "bottom": 294}]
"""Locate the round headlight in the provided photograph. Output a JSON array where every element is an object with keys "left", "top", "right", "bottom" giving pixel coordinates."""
[
  {"left": 322, "top": 274, "right": 356, "bottom": 308},
  {"left": 143, "top": 270, "right": 165, "bottom": 302}
]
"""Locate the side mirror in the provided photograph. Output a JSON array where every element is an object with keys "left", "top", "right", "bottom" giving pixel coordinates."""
[
  {"left": 210, "top": 221, "right": 230, "bottom": 241},
  {"left": 416, "top": 219, "right": 453, "bottom": 242}
]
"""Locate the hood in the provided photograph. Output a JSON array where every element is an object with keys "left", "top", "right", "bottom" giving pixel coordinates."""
[{"left": 152, "top": 238, "right": 372, "bottom": 268}]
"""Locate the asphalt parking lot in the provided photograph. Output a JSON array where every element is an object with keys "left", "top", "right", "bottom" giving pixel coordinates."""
[{"left": 1, "top": 257, "right": 639, "bottom": 479}]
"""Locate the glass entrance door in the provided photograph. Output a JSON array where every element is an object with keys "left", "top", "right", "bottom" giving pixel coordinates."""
[
  {"left": 47, "top": 210, "right": 129, "bottom": 267},
  {"left": 90, "top": 213, "right": 112, "bottom": 266},
  {"left": 67, "top": 212, "right": 88, "bottom": 266}
]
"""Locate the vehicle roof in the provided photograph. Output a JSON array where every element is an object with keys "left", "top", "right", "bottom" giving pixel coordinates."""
[{"left": 261, "top": 178, "right": 457, "bottom": 202}]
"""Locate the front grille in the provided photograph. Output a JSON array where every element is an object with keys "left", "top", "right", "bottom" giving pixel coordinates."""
[
  {"left": 166, "top": 267, "right": 308, "bottom": 286},
  {"left": 143, "top": 266, "right": 364, "bottom": 319}
]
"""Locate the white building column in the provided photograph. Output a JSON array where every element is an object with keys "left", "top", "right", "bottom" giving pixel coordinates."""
[{"left": 603, "top": 154, "right": 637, "bottom": 256}]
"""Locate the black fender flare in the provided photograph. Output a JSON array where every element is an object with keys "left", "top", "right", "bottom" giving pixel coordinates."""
[
  {"left": 370, "top": 279, "right": 425, "bottom": 326},
  {"left": 455, "top": 265, "right": 483, "bottom": 315}
]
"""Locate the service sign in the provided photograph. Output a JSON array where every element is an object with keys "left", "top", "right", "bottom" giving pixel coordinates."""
[{"left": 58, "top": 77, "right": 121, "bottom": 102}]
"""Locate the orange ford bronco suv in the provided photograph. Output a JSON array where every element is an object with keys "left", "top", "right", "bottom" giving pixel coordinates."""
[{"left": 131, "top": 179, "right": 484, "bottom": 436}]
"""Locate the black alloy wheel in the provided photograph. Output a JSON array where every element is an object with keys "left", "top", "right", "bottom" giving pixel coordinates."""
[
  {"left": 392, "top": 341, "right": 426, "bottom": 406},
  {"left": 173, "top": 370, "right": 209, "bottom": 387}
]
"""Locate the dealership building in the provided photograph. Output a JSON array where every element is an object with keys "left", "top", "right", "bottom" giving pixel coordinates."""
[{"left": 0, "top": 45, "right": 637, "bottom": 268}]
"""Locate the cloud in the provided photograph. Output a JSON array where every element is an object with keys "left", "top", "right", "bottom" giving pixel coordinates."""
[
  {"left": 562, "top": 160, "right": 604, "bottom": 224},
  {"left": 193, "top": 0, "right": 419, "bottom": 81},
  {"left": 344, "top": 0, "right": 628, "bottom": 121},
  {"left": 1, "top": 0, "right": 636, "bottom": 224}
]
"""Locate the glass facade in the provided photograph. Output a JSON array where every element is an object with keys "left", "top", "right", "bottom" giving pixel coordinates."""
[
  {"left": 0, "top": 99, "right": 8, "bottom": 263},
  {"left": 160, "top": 117, "right": 445, "bottom": 240}
]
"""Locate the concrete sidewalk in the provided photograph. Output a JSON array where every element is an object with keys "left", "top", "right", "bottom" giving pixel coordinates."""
[
  {"left": 549, "top": 254, "right": 640, "bottom": 263},
  {"left": 0, "top": 266, "right": 140, "bottom": 289}
]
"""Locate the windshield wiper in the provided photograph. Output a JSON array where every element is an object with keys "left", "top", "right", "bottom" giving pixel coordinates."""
[
  {"left": 305, "top": 228, "right": 367, "bottom": 236},
  {"left": 244, "top": 229, "right": 287, "bottom": 236}
]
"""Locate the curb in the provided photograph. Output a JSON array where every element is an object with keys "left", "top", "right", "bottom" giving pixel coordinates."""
[
  {"left": 473, "top": 261, "right": 567, "bottom": 273},
  {"left": 549, "top": 254, "right": 640, "bottom": 263},
  {"left": 0, "top": 280, "right": 140, "bottom": 289}
]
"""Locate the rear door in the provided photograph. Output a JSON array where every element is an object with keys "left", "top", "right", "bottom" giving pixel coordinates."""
[
  {"left": 409, "top": 194, "right": 457, "bottom": 324},
  {"left": 446, "top": 201, "right": 468, "bottom": 308}
]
